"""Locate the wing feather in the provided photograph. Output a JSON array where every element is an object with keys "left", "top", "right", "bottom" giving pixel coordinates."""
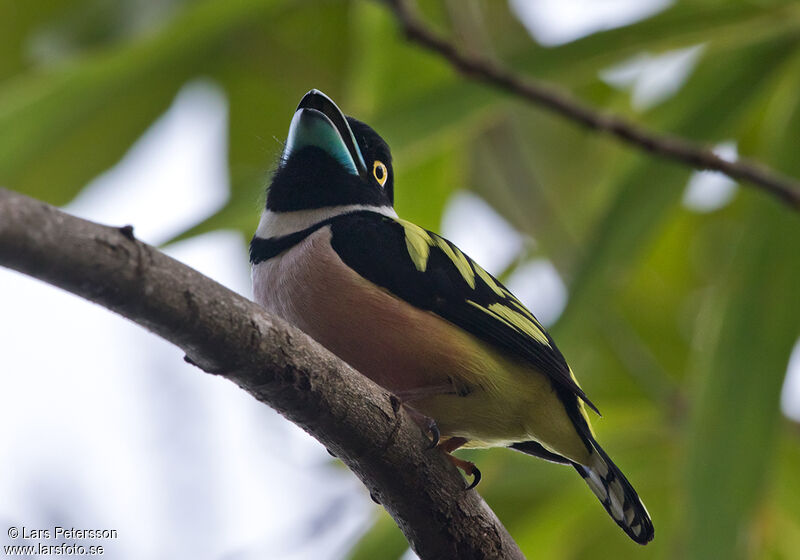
[{"left": 329, "top": 212, "right": 599, "bottom": 415}]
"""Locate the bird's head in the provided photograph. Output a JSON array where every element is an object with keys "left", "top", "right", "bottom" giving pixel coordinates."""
[{"left": 266, "top": 89, "right": 394, "bottom": 212}]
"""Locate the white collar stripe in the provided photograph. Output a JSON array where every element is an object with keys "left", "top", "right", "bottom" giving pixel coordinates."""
[{"left": 256, "top": 205, "right": 398, "bottom": 239}]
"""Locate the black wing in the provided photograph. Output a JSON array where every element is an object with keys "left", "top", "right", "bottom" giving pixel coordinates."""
[{"left": 328, "top": 211, "right": 599, "bottom": 415}]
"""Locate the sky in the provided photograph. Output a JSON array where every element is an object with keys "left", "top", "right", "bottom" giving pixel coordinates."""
[{"left": 2, "top": 1, "right": 800, "bottom": 559}]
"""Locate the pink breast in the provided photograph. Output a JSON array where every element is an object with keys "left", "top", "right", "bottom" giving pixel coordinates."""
[{"left": 252, "top": 227, "right": 480, "bottom": 394}]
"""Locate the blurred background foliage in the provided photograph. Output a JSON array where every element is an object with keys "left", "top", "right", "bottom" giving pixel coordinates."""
[{"left": 2, "top": 0, "right": 800, "bottom": 558}]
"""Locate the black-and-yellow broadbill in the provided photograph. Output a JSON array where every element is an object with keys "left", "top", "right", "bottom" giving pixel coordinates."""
[{"left": 251, "top": 89, "right": 654, "bottom": 545}]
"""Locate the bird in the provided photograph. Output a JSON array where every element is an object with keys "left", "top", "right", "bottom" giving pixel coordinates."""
[{"left": 250, "top": 89, "right": 654, "bottom": 545}]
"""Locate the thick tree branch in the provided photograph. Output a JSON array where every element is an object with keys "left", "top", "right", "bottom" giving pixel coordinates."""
[
  {"left": 0, "top": 188, "right": 524, "bottom": 560},
  {"left": 385, "top": 0, "right": 800, "bottom": 212}
]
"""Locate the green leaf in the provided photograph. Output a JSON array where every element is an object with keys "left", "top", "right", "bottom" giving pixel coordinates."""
[
  {"left": 685, "top": 193, "right": 800, "bottom": 560},
  {"left": 511, "top": 2, "right": 800, "bottom": 88},
  {"left": 0, "top": 0, "right": 288, "bottom": 204},
  {"left": 0, "top": 0, "right": 79, "bottom": 79}
]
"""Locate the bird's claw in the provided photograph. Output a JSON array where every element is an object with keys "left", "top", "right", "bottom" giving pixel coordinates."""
[
  {"left": 394, "top": 398, "right": 440, "bottom": 449},
  {"left": 439, "top": 438, "right": 481, "bottom": 490},
  {"left": 426, "top": 418, "right": 440, "bottom": 449},
  {"left": 465, "top": 466, "right": 481, "bottom": 490}
]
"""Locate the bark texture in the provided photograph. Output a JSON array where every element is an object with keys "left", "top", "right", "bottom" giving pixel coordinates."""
[{"left": 0, "top": 188, "right": 525, "bottom": 560}]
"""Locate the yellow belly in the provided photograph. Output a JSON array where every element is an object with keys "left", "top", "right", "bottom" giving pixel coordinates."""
[{"left": 252, "top": 227, "right": 591, "bottom": 464}]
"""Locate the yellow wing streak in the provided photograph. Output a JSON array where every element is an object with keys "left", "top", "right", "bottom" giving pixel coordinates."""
[
  {"left": 466, "top": 300, "right": 551, "bottom": 348},
  {"left": 569, "top": 366, "right": 596, "bottom": 432},
  {"left": 473, "top": 262, "right": 547, "bottom": 331},
  {"left": 466, "top": 300, "right": 520, "bottom": 332},
  {"left": 486, "top": 303, "right": 551, "bottom": 347},
  {"left": 473, "top": 262, "right": 505, "bottom": 296},
  {"left": 399, "top": 219, "right": 434, "bottom": 272},
  {"left": 398, "top": 220, "right": 476, "bottom": 288},
  {"left": 436, "top": 239, "right": 476, "bottom": 289},
  {"left": 506, "top": 297, "right": 546, "bottom": 330}
]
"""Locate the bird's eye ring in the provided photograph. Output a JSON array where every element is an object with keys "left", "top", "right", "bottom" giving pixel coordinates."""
[{"left": 373, "top": 161, "right": 388, "bottom": 187}]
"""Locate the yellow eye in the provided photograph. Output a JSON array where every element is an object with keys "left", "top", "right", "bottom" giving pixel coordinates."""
[{"left": 373, "top": 160, "right": 388, "bottom": 187}]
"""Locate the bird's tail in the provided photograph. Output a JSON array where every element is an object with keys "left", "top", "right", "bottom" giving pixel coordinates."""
[{"left": 572, "top": 439, "right": 654, "bottom": 545}]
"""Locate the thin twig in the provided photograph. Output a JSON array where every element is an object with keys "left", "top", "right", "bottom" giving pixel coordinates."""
[{"left": 385, "top": 0, "right": 800, "bottom": 211}]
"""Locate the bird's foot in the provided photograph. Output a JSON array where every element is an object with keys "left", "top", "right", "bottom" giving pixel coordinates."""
[
  {"left": 438, "top": 436, "right": 481, "bottom": 490},
  {"left": 392, "top": 384, "right": 461, "bottom": 448},
  {"left": 392, "top": 397, "right": 440, "bottom": 449},
  {"left": 446, "top": 454, "right": 482, "bottom": 490},
  {"left": 388, "top": 391, "right": 480, "bottom": 487}
]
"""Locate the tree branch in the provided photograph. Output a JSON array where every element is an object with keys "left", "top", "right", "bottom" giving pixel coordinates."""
[
  {"left": 0, "top": 188, "right": 524, "bottom": 560},
  {"left": 385, "top": 0, "right": 800, "bottom": 212}
]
